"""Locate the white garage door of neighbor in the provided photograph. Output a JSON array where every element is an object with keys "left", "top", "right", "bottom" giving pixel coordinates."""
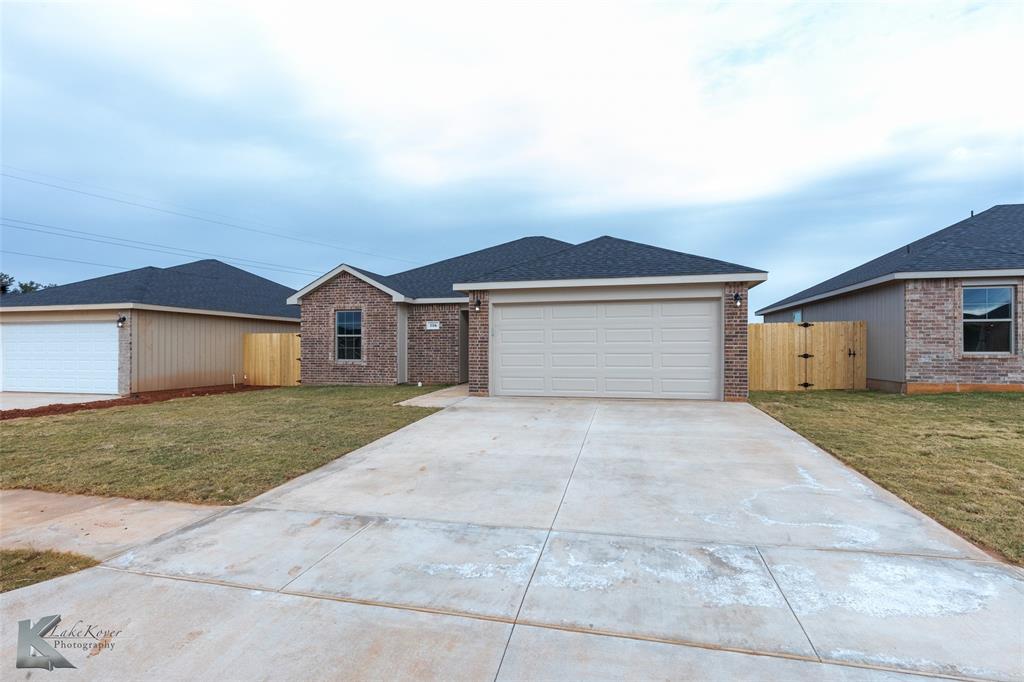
[
  {"left": 0, "top": 322, "right": 119, "bottom": 394},
  {"left": 492, "top": 299, "right": 721, "bottom": 399}
]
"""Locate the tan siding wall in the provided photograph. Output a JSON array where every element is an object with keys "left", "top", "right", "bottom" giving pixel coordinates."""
[
  {"left": 0, "top": 309, "right": 121, "bottom": 323},
  {"left": 764, "top": 283, "right": 905, "bottom": 382},
  {"left": 131, "top": 310, "right": 298, "bottom": 392}
]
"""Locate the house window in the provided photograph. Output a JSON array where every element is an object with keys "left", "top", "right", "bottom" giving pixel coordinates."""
[
  {"left": 792, "top": 310, "right": 803, "bottom": 323},
  {"left": 963, "top": 287, "right": 1013, "bottom": 353},
  {"left": 336, "top": 310, "right": 362, "bottom": 360}
]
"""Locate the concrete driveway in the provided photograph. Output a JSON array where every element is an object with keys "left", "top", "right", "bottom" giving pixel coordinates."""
[
  {"left": 0, "top": 391, "right": 116, "bottom": 410},
  {"left": 2, "top": 398, "right": 1021, "bottom": 680}
]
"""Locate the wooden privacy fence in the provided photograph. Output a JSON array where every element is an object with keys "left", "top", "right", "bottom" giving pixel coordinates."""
[
  {"left": 749, "top": 321, "right": 867, "bottom": 391},
  {"left": 243, "top": 333, "right": 301, "bottom": 386}
]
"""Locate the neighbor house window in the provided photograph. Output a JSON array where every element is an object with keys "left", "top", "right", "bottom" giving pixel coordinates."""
[
  {"left": 336, "top": 310, "right": 362, "bottom": 360},
  {"left": 963, "top": 286, "right": 1014, "bottom": 353},
  {"left": 793, "top": 310, "right": 803, "bottom": 323}
]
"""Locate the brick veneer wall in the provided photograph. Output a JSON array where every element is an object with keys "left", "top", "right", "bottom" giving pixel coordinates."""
[
  {"left": 724, "top": 282, "right": 750, "bottom": 400},
  {"left": 466, "top": 291, "right": 489, "bottom": 396},
  {"left": 300, "top": 272, "right": 398, "bottom": 385},
  {"left": 905, "top": 278, "right": 1024, "bottom": 387},
  {"left": 407, "top": 303, "right": 463, "bottom": 384}
]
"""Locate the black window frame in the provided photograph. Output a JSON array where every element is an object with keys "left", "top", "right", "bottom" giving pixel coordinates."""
[
  {"left": 335, "top": 310, "right": 363, "bottom": 361},
  {"left": 962, "top": 286, "right": 1014, "bottom": 354}
]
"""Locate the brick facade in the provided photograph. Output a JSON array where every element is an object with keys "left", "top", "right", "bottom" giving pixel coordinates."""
[
  {"left": 300, "top": 272, "right": 398, "bottom": 385},
  {"left": 466, "top": 291, "right": 490, "bottom": 396},
  {"left": 407, "top": 303, "right": 463, "bottom": 384},
  {"left": 905, "top": 278, "right": 1024, "bottom": 390},
  {"left": 723, "top": 282, "right": 750, "bottom": 400}
]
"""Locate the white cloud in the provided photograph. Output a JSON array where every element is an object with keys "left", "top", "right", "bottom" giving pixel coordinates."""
[{"left": 19, "top": 1, "right": 1024, "bottom": 210}]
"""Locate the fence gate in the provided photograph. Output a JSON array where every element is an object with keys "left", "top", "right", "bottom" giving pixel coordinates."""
[
  {"left": 243, "top": 333, "right": 301, "bottom": 386},
  {"left": 748, "top": 321, "right": 866, "bottom": 391}
]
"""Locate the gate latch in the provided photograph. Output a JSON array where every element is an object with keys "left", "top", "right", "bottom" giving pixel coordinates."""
[{"left": 847, "top": 348, "right": 857, "bottom": 357}]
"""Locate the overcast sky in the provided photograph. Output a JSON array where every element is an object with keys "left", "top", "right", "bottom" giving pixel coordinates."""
[{"left": 2, "top": 1, "right": 1022, "bottom": 317}]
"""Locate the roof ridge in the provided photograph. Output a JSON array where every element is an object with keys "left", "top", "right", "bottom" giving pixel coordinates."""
[
  {"left": 388, "top": 236, "right": 569, "bottom": 278},
  {"left": 462, "top": 238, "right": 583, "bottom": 280},
  {"left": 756, "top": 204, "right": 1024, "bottom": 314}
]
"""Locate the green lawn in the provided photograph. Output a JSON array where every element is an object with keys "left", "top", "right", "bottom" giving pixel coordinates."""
[
  {"left": 750, "top": 390, "right": 1024, "bottom": 564},
  {"left": 1, "top": 385, "right": 439, "bottom": 505},
  {"left": 0, "top": 549, "right": 99, "bottom": 593}
]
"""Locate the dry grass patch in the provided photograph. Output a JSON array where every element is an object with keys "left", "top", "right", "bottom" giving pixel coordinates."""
[
  {"left": 0, "top": 549, "right": 98, "bottom": 593},
  {"left": 1, "top": 385, "right": 439, "bottom": 505},
  {"left": 750, "top": 390, "right": 1024, "bottom": 563}
]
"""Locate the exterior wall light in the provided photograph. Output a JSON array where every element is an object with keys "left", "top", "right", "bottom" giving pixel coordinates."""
[
  {"left": 116, "top": 315, "right": 127, "bottom": 328},
  {"left": 473, "top": 298, "right": 481, "bottom": 312},
  {"left": 733, "top": 292, "right": 742, "bottom": 307}
]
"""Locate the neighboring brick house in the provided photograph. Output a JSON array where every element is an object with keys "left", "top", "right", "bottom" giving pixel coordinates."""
[
  {"left": 757, "top": 204, "right": 1024, "bottom": 393},
  {"left": 289, "top": 236, "right": 766, "bottom": 400}
]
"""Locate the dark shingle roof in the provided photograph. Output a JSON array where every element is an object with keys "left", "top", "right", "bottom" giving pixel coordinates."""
[
  {"left": 756, "top": 204, "right": 1024, "bottom": 314},
  {"left": 0, "top": 259, "right": 299, "bottom": 318},
  {"left": 348, "top": 237, "right": 572, "bottom": 298},
  {"left": 460, "top": 236, "right": 765, "bottom": 284}
]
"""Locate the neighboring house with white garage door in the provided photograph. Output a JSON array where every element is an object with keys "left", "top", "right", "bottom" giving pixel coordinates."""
[
  {"left": 289, "top": 237, "right": 766, "bottom": 400},
  {"left": 0, "top": 260, "right": 299, "bottom": 395}
]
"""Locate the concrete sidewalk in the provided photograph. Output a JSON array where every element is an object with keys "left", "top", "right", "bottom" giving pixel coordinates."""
[
  {"left": 2, "top": 398, "right": 1020, "bottom": 680},
  {"left": 0, "top": 489, "right": 224, "bottom": 560}
]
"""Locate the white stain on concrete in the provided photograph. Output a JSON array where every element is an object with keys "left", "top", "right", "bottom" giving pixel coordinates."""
[
  {"left": 718, "top": 467, "right": 881, "bottom": 548},
  {"left": 827, "top": 648, "right": 998, "bottom": 679},
  {"left": 636, "top": 545, "right": 784, "bottom": 608},
  {"left": 772, "top": 556, "right": 1007, "bottom": 618},
  {"left": 414, "top": 543, "right": 540, "bottom": 584},
  {"left": 535, "top": 550, "right": 629, "bottom": 591}
]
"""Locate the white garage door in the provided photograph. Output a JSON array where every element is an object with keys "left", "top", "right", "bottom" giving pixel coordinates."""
[
  {"left": 0, "top": 322, "right": 119, "bottom": 394},
  {"left": 492, "top": 299, "right": 720, "bottom": 399}
]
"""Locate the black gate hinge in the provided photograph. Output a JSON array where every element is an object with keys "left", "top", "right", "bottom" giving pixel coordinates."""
[
  {"left": 798, "top": 353, "right": 814, "bottom": 359},
  {"left": 798, "top": 322, "right": 814, "bottom": 327},
  {"left": 798, "top": 382, "right": 814, "bottom": 388}
]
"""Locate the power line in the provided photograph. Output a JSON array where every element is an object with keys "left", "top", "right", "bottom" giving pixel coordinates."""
[
  {"left": 1, "top": 164, "right": 298, "bottom": 232},
  {"left": 1, "top": 217, "right": 322, "bottom": 277},
  {"left": 1, "top": 171, "right": 422, "bottom": 266},
  {"left": 0, "top": 249, "right": 239, "bottom": 284},
  {"left": 1, "top": 249, "right": 129, "bottom": 271}
]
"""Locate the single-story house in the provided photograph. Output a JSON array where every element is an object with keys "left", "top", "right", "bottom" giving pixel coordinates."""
[
  {"left": 288, "top": 236, "right": 767, "bottom": 400},
  {"left": 756, "top": 204, "right": 1024, "bottom": 394},
  {"left": 0, "top": 259, "right": 299, "bottom": 395}
]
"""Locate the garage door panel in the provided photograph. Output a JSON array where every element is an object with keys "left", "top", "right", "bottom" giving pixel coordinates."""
[
  {"left": 605, "top": 328, "right": 653, "bottom": 343},
  {"left": 604, "top": 353, "right": 653, "bottom": 368},
  {"left": 492, "top": 298, "right": 721, "bottom": 400},
  {"left": 501, "top": 329, "right": 545, "bottom": 344},
  {"left": 551, "top": 377, "right": 599, "bottom": 392},
  {"left": 500, "top": 306, "right": 545, "bottom": 320},
  {"left": 662, "top": 327, "right": 713, "bottom": 342},
  {"left": 662, "top": 352, "right": 714, "bottom": 368},
  {"left": 661, "top": 378, "right": 715, "bottom": 395},
  {"left": 551, "top": 353, "right": 598, "bottom": 367},
  {"left": 1, "top": 322, "right": 118, "bottom": 394},
  {"left": 552, "top": 329, "right": 597, "bottom": 343},
  {"left": 501, "top": 376, "right": 546, "bottom": 391},
  {"left": 500, "top": 353, "right": 545, "bottom": 368}
]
